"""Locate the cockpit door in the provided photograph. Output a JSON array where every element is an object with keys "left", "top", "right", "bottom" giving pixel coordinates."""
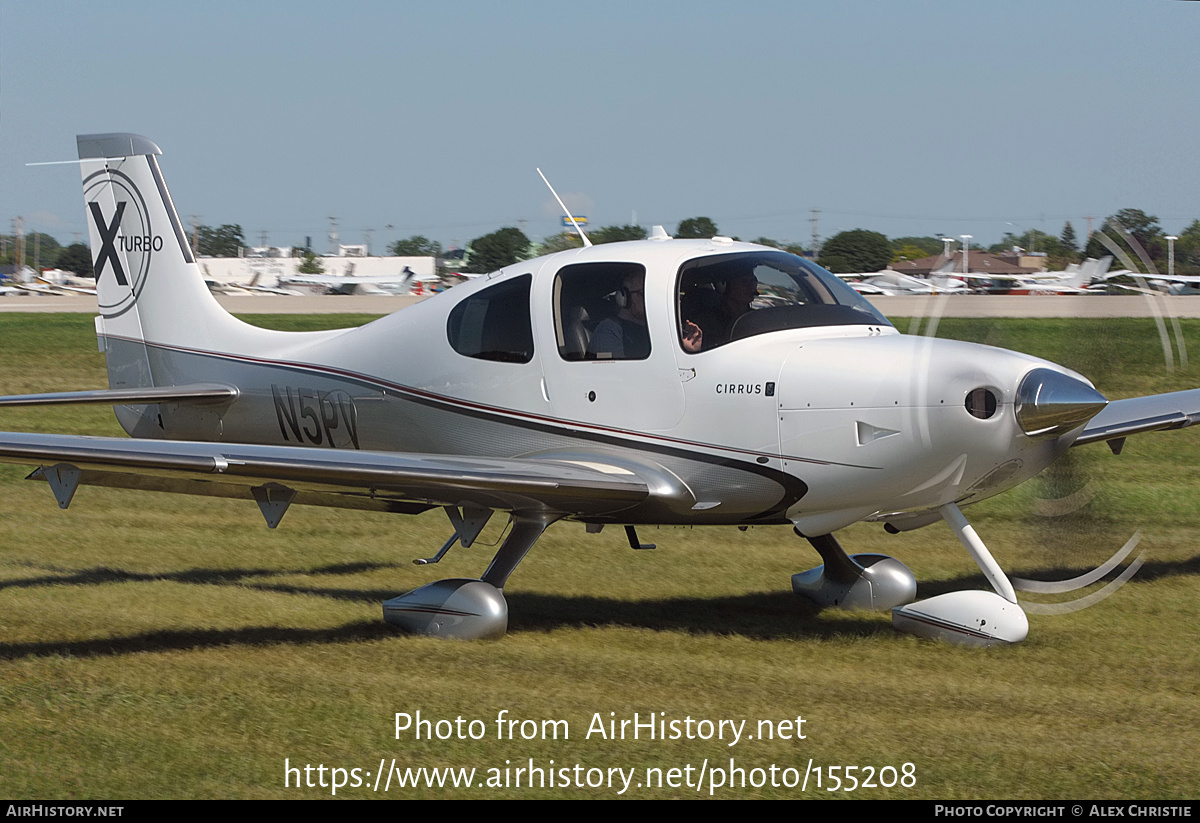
[{"left": 536, "top": 260, "right": 685, "bottom": 432}]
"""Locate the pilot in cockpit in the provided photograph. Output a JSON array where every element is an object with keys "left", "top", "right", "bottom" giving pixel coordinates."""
[
  {"left": 589, "top": 272, "right": 651, "bottom": 360},
  {"left": 681, "top": 269, "right": 758, "bottom": 352}
]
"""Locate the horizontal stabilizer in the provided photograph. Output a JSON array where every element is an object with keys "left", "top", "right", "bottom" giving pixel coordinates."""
[
  {"left": 0, "top": 384, "right": 238, "bottom": 407},
  {"left": 1072, "top": 388, "right": 1200, "bottom": 446}
]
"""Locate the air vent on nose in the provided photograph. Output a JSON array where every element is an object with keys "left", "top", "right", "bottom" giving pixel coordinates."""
[{"left": 965, "top": 388, "right": 998, "bottom": 419}]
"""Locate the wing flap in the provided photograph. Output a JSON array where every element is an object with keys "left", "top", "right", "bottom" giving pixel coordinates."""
[
  {"left": 1072, "top": 389, "right": 1200, "bottom": 447},
  {"left": 0, "top": 432, "right": 648, "bottom": 516}
]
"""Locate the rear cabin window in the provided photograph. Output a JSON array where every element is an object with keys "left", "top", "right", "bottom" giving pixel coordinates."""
[
  {"left": 446, "top": 274, "right": 534, "bottom": 363},
  {"left": 553, "top": 262, "right": 649, "bottom": 361}
]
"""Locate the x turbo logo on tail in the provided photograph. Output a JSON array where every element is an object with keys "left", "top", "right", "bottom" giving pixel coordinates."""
[{"left": 89, "top": 201, "right": 128, "bottom": 286}]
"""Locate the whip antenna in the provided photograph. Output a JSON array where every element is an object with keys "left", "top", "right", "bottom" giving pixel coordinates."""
[{"left": 537, "top": 168, "right": 591, "bottom": 247}]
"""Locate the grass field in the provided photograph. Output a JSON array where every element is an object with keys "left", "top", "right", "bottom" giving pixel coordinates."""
[{"left": 0, "top": 313, "right": 1197, "bottom": 799}]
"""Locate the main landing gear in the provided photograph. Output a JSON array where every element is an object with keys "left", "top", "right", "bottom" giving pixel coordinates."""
[
  {"left": 382, "top": 508, "right": 559, "bottom": 640},
  {"left": 793, "top": 502, "right": 1029, "bottom": 646}
]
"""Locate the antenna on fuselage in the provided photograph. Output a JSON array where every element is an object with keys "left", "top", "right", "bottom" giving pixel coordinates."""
[{"left": 536, "top": 168, "right": 592, "bottom": 248}]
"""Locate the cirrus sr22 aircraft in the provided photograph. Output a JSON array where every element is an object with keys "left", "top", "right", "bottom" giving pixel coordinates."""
[{"left": 2, "top": 133, "right": 1198, "bottom": 646}]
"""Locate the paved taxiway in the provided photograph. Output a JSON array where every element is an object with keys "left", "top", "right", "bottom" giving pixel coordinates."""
[{"left": 2, "top": 293, "right": 1200, "bottom": 318}]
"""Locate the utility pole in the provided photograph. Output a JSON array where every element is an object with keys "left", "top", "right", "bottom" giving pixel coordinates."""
[
  {"left": 190, "top": 215, "right": 201, "bottom": 256},
  {"left": 810, "top": 209, "right": 820, "bottom": 258},
  {"left": 13, "top": 217, "right": 25, "bottom": 278}
]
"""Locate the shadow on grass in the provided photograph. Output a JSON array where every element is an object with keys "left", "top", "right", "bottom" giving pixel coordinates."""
[
  {"left": 504, "top": 590, "right": 862, "bottom": 640},
  {"left": 0, "top": 560, "right": 401, "bottom": 594},
  {"left": 2, "top": 553, "right": 1197, "bottom": 661},
  {"left": 920, "top": 554, "right": 1200, "bottom": 600},
  {"left": 0, "top": 620, "right": 391, "bottom": 661},
  {"left": 0, "top": 589, "right": 893, "bottom": 661}
]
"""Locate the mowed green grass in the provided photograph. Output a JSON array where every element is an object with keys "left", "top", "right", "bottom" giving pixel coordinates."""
[{"left": 0, "top": 313, "right": 1198, "bottom": 799}]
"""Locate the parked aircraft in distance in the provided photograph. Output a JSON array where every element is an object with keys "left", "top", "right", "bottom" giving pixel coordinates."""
[
  {"left": 1101, "top": 269, "right": 1200, "bottom": 296},
  {"left": 0, "top": 133, "right": 1197, "bottom": 645},
  {"left": 35, "top": 274, "right": 97, "bottom": 296},
  {"left": 962, "top": 257, "right": 1114, "bottom": 295},
  {"left": 841, "top": 269, "right": 968, "bottom": 296},
  {"left": 280, "top": 267, "right": 419, "bottom": 296}
]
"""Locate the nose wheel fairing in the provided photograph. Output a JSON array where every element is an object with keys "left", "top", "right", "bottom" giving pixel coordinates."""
[
  {"left": 892, "top": 591, "right": 1028, "bottom": 647},
  {"left": 889, "top": 502, "right": 1029, "bottom": 646}
]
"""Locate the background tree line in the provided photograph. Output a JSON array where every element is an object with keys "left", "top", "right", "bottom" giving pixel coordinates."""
[
  {"left": 814, "top": 209, "right": 1200, "bottom": 276},
  {"left": 0, "top": 224, "right": 251, "bottom": 278},
  {"left": 457, "top": 208, "right": 1200, "bottom": 277},
  {"left": 9, "top": 208, "right": 1200, "bottom": 279}
]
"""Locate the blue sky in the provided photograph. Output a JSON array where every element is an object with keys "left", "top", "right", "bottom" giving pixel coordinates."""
[{"left": 2, "top": 0, "right": 1197, "bottom": 252}]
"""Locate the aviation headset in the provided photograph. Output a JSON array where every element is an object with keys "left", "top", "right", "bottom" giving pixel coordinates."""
[
  {"left": 615, "top": 284, "right": 631, "bottom": 308},
  {"left": 615, "top": 276, "right": 644, "bottom": 309}
]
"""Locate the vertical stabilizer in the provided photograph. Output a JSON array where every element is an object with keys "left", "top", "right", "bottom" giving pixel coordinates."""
[
  {"left": 78, "top": 133, "right": 253, "bottom": 435},
  {"left": 78, "top": 133, "right": 228, "bottom": 345}
]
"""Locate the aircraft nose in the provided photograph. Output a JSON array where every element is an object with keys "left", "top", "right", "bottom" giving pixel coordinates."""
[{"left": 1015, "top": 367, "right": 1108, "bottom": 438}]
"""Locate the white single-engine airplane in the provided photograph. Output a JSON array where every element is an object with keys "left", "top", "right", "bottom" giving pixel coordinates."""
[{"left": 1, "top": 133, "right": 1198, "bottom": 646}]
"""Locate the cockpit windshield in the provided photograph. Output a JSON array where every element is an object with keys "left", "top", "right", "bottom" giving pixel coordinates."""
[{"left": 676, "top": 251, "right": 891, "bottom": 352}]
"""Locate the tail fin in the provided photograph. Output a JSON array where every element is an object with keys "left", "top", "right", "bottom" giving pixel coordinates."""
[
  {"left": 79, "top": 133, "right": 231, "bottom": 346},
  {"left": 79, "top": 133, "right": 278, "bottom": 436},
  {"left": 1068, "top": 256, "right": 1113, "bottom": 290}
]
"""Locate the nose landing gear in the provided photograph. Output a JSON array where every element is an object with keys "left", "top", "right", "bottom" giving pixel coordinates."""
[{"left": 793, "top": 502, "right": 1029, "bottom": 646}]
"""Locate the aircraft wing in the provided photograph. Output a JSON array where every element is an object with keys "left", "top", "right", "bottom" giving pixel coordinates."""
[
  {"left": 957, "top": 272, "right": 1028, "bottom": 282},
  {"left": 51, "top": 284, "right": 99, "bottom": 296},
  {"left": 1119, "top": 272, "right": 1200, "bottom": 284},
  {"left": 14, "top": 284, "right": 63, "bottom": 296},
  {"left": 35, "top": 277, "right": 98, "bottom": 296},
  {"left": 0, "top": 432, "right": 650, "bottom": 521},
  {"left": 281, "top": 274, "right": 413, "bottom": 286},
  {"left": 1072, "top": 389, "right": 1200, "bottom": 447}
]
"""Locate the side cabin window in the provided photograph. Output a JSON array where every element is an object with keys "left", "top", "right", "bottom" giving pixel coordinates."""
[
  {"left": 446, "top": 274, "right": 534, "bottom": 363},
  {"left": 677, "top": 251, "right": 891, "bottom": 353},
  {"left": 554, "top": 262, "right": 650, "bottom": 361}
]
